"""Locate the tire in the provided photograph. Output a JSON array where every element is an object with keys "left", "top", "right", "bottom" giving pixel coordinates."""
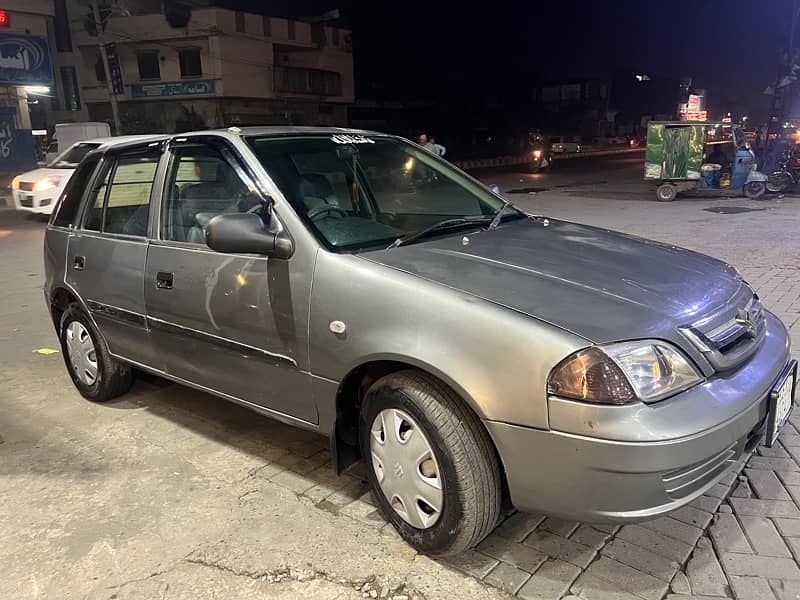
[
  {"left": 58, "top": 303, "right": 134, "bottom": 402},
  {"left": 360, "top": 370, "right": 501, "bottom": 555},
  {"left": 767, "top": 172, "right": 791, "bottom": 193},
  {"left": 744, "top": 181, "right": 766, "bottom": 199},
  {"left": 656, "top": 183, "right": 677, "bottom": 202}
]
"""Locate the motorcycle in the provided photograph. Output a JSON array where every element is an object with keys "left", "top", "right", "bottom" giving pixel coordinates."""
[{"left": 766, "top": 150, "right": 797, "bottom": 193}]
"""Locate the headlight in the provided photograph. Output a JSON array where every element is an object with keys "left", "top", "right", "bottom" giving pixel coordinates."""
[
  {"left": 547, "top": 340, "right": 702, "bottom": 404},
  {"left": 11, "top": 175, "right": 20, "bottom": 190},
  {"left": 533, "top": 150, "right": 542, "bottom": 159},
  {"left": 34, "top": 176, "right": 61, "bottom": 192}
]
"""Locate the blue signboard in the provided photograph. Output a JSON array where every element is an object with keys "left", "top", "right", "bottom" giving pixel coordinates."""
[
  {"left": 0, "top": 33, "right": 53, "bottom": 86},
  {"left": 131, "top": 80, "right": 216, "bottom": 98},
  {"left": 0, "top": 107, "right": 38, "bottom": 172}
]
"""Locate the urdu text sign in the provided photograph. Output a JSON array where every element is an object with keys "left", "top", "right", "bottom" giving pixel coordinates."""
[{"left": 131, "top": 80, "right": 216, "bottom": 98}]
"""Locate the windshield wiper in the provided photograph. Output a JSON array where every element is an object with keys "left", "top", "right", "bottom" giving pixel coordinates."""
[
  {"left": 488, "top": 198, "right": 514, "bottom": 230},
  {"left": 387, "top": 216, "right": 492, "bottom": 249}
]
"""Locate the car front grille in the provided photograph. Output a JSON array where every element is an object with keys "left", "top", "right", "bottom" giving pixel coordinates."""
[
  {"left": 679, "top": 289, "right": 766, "bottom": 372},
  {"left": 19, "top": 196, "right": 33, "bottom": 207},
  {"left": 19, "top": 181, "right": 35, "bottom": 192}
]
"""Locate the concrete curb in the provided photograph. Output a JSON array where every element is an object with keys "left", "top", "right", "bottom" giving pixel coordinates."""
[{"left": 455, "top": 147, "right": 644, "bottom": 170}]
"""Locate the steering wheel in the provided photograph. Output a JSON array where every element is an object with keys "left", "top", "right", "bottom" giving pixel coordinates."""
[{"left": 307, "top": 204, "right": 348, "bottom": 221}]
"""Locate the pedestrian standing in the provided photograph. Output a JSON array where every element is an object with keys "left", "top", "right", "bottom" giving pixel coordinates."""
[
  {"left": 430, "top": 136, "right": 447, "bottom": 157},
  {"left": 418, "top": 133, "right": 436, "bottom": 153}
]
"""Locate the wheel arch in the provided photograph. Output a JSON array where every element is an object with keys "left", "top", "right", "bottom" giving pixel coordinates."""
[
  {"left": 49, "top": 286, "right": 80, "bottom": 331},
  {"left": 330, "top": 356, "right": 507, "bottom": 491}
]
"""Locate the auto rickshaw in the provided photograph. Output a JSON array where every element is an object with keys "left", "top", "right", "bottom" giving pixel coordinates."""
[{"left": 644, "top": 121, "right": 768, "bottom": 201}]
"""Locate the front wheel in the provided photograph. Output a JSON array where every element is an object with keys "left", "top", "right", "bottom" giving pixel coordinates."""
[
  {"left": 360, "top": 371, "right": 501, "bottom": 555},
  {"left": 744, "top": 181, "right": 766, "bottom": 199}
]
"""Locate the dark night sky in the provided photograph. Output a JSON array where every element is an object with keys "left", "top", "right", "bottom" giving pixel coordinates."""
[{"left": 235, "top": 1, "right": 798, "bottom": 121}]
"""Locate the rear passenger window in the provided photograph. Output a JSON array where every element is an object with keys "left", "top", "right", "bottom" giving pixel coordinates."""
[
  {"left": 82, "top": 149, "right": 160, "bottom": 236},
  {"left": 52, "top": 155, "right": 101, "bottom": 227},
  {"left": 161, "top": 145, "right": 260, "bottom": 243}
]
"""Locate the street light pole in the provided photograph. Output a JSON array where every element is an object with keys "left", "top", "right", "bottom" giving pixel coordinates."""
[{"left": 92, "top": 0, "right": 122, "bottom": 134}]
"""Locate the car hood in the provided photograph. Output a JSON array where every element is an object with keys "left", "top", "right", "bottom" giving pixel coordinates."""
[
  {"left": 361, "top": 217, "right": 743, "bottom": 344},
  {"left": 19, "top": 167, "right": 73, "bottom": 182}
]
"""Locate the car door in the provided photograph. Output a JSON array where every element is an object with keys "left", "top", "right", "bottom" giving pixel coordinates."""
[
  {"left": 144, "top": 137, "right": 316, "bottom": 424},
  {"left": 65, "top": 143, "right": 163, "bottom": 367}
]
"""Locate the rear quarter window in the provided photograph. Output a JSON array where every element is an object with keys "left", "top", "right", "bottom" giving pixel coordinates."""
[{"left": 51, "top": 155, "right": 101, "bottom": 228}]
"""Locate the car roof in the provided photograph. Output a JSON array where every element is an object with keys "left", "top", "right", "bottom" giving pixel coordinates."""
[
  {"left": 77, "top": 134, "right": 167, "bottom": 147},
  {"left": 76, "top": 127, "right": 392, "bottom": 155},
  {"left": 215, "top": 126, "right": 382, "bottom": 137}
]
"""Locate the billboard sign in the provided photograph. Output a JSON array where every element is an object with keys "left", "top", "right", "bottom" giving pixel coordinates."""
[
  {"left": 680, "top": 110, "right": 708, "bottom": 122},
  {"left": 131, "top": 79, "right": 216, "bottom": 98},
  {"left": 0, "top": 33, "right": 53, "bottom": 86}
]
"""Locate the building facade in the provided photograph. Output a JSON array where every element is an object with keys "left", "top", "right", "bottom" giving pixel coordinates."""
[
  {"left": 533, "top": 78, "right": 612, "bottom": 139},
  {"left": 48, "top": 1, "right": 354, "bottom": 133}
]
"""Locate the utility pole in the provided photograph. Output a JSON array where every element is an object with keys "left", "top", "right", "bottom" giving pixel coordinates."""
[{"left": 92, "top": 0, "right": 122, "bottom": 134}]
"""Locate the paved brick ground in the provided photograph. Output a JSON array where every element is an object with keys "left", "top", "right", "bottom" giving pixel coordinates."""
[{"left": 2, "top": 159, "right": 800, "bottom": 599}]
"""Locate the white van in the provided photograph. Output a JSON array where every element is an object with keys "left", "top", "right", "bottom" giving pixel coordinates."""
[{"left": 44, "top": 122, "right": 111, "bottom": 163}]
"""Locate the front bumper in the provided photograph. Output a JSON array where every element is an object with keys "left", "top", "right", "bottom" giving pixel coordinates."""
[
  {"left": 488, "top": 311, "right": 792, "bottom": 522},
  {"left": 13, "top": 189, "right": 56, "bottom": 215}
]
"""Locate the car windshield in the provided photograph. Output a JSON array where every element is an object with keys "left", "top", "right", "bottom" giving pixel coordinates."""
[
  {"left": 246, "top": 135, "right": 522, "bottom": 251},
  {"left": 48, "top": 143, "right": 101, "bottom": 168}
]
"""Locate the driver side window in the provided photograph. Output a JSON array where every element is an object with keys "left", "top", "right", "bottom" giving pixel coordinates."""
[{"left": 161, "top": 144, "right": 259, "bottom": 243}]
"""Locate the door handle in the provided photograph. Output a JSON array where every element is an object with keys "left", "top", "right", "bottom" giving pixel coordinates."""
[
  {"left": 73, "top": 255, "right": 85, "bottom": 270},
  {"left": 156, "top": 271, "right": 174, "bottom": 290}
]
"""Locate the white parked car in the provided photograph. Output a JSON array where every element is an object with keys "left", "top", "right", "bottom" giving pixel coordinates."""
[
  {"left": 549, "top": 135, "right": 581, "bottom": 153},
  {"left": 12, "top": 141, "right": 102, "bottom": 215},
  {"left": 12, "top": 136, "right": 153, "bottom": 216}
]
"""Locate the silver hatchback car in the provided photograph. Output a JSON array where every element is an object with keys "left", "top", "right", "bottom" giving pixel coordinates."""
[{"left": 44, "top": 128, "right": 796, "bottom": 555}]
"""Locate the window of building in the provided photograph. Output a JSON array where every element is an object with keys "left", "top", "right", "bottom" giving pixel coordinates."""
[
  {"left": 60, "top": 66, "right": 81, "bottom": 111},
  {"left": 332, "top": 28, "right": 339, "bottom": 46},
  {"left": 84, "top": 151, "right": 160, "bottom": 236},
  {"left": 540, "top": 86, "right": 559, "bottom": 103},
  {"left": 561, "top": 83, "right": 582, "bottom": 104},
  {"left": 95, "top": 52, "right": 107, "bottom": 82},
  {"left": 288, "top": 20, "right": 296, "bottom": 40},
  {"left": 137, "top": 52, "right": 160, "bottom": 80},
  {"left": 235, "top": 11, "right": 245, "bottom": 33},
  {"left": 273, "top": 66, "right": 341, "bottom": 96},
  {"left": 262, "top": 15, "right": 271, "bottom": 36},
  {"left": 179, "top": 48, "right": 202, "bottom": 78},
  {"left": 54, "top": 0, "right": 72, "bottom": 52}
]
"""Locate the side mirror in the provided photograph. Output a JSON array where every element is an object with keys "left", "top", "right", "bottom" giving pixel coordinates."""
[{"left": 205, "top": 213, "right": 293, "bottom": 258}]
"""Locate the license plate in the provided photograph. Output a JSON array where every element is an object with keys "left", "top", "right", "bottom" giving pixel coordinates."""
[{"left": 766, "top": 361, "right": 797, "bottom": 447}]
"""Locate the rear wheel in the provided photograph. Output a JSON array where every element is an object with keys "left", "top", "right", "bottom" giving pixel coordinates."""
[
  {"left": 656, "top": 183, "right": 677, "bottom": 202},
  {"left": 360, "top": 370, "right": 501, "bottom": 555},
  {"left": 744, "top": 181, "right": 766, "bottom": 199},
  {"left": 767, "top": 172, "right": 791, "bottom": 193},
  {"left": 59, "top": 303, "right": 134, "bottom": 402}
]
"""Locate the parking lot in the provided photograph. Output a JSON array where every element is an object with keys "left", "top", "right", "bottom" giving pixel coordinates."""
[{"left": 2, "top": 157, "right": 800, "bottom": 600}]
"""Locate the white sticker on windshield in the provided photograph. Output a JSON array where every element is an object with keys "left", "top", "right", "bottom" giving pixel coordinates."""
[{"left": 330, "top": 134, "right": 375, "bottom": 144}]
